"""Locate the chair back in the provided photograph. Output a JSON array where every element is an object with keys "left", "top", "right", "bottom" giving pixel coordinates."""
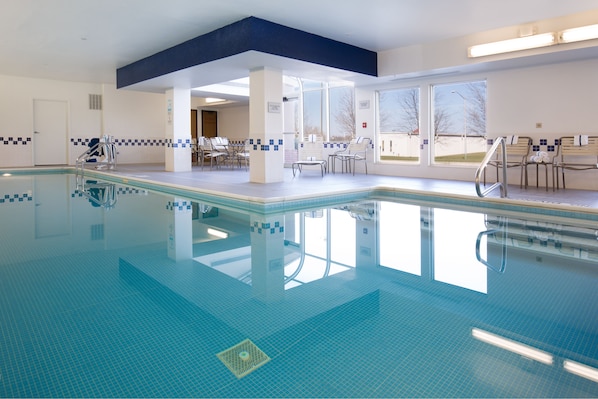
[
  {"left": 210, "top": 136, "right": 228, "bottom": 151},
  {"left": 557, "top": 136, "right": 598, "bottom": 159},
  {"left": 496, "top": 136, "right": 532, "bottom": 159},
  {"left": 298, "top": 134, "right": 325, "bottom": 161},
  {"left": 346, "top": 137, "right": 370, "bottom": 154}
]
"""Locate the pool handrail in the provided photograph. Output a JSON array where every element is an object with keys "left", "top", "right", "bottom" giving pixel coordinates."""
[{"left": 475, "top": 137, "right": 508, "bottom": 198}]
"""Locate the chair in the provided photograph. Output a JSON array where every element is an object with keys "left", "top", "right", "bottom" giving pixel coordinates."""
[
  {"left": 292, "top": 135, "right": 327, "bottom": 177},
  {"left": 329, "top": 137, "right": 370, "bottom": 175},
  {"left": 484, "top": 135, "right": 532, "bottom": 188},
  {"left": 211, "top": 137, "right": 237, "bottom": 167},
  {"left": 234, "top": 139, "right": 251, "bottom": 170},
  {"left": 198, "top": 137, "right": 227, "bottom": 170},
  {"left": 553, "top": 135, "right": 598, "bottom": 189}
]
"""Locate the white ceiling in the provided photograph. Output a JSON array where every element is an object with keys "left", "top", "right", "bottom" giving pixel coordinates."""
[{"left": 2, "top": 0, "right": 598, "bottom": 91}]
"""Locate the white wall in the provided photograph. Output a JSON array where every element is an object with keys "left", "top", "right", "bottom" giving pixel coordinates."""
[
  {"left": 215, "top": 106, "right": 249, "bottom": 140},
  {"left": 0, "top": 76, "right": 166, "bottom": 167},
  {"left": 2, "top": 56, "right": 598, "bottom": 189},
  {"left": 355, "top": 58, "right": 598, "bottom": 190}
]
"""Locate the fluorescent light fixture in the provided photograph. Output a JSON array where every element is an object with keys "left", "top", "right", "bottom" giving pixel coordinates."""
[
  {"left": 207, "top": 228, "right": 228, "bottom": 239},
  {"left": 205, "top": 97, "right": 226, "bottom": 104},
  {"left": 564, "top": 360, "right": 598, "bottom": 383},
  {"left": 471, "top": 328, "right": 553, "bottom": 364},
  {"left": 2, "top": 173, "right": 12, "bottom": 177},
  {"left": 559, "top": 24, "right": 598, "bottom": 43},
  {"left": 468, "top": 33, "right": 556, "bottom": 58}
]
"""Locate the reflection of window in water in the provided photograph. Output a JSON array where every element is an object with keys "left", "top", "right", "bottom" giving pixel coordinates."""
[
  {"left": 433, "top": 209, "right": 488, "bottom": 294},
  {"left": 379, "top": 202, "right": 422, "bottom": 276}
]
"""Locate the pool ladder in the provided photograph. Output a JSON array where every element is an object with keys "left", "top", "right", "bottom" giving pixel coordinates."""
[
  {"left": 475, "top": 137, "right": 507, "bottom": 198},
  {"left": 76, "top": 136, "right": 118, "bottom": 176}
]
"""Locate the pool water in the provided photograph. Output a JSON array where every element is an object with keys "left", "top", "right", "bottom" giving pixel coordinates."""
[{"left": 1, "top": 174, "right": 597, "bottom": 398}]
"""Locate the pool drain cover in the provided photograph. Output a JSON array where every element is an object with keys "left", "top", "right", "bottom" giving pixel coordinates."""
[{"left": 216, "top": 339, "right": 270, "bottom": 378}]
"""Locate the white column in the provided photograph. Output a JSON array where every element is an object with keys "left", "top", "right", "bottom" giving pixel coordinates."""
[
  {"left": 165, "top": 88, "right": 192, "bottom": 172},
  {"left": 249, "top": 67, "right": 284, "bottom": 183}
]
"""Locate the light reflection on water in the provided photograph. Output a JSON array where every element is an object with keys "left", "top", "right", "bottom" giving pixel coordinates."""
[{"left": 0, "top": 174, "right": 597, "bottom": 398}]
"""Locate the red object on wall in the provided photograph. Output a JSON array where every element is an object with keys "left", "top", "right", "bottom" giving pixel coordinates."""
[{"left": 362, "top": 122, "right": 367, "bottom": 128}]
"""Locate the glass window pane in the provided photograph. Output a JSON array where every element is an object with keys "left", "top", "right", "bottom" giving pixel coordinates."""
[
  {"left": 432, "top": 80, "right": 487, "bottom": 164},
  {"left": 377, "top": 88, "right": 420, "bottom": 162},
  {"left": 303, "top": 90, "right": 326, "bottom": 140},
  {"left": 329, "top": 86, "right": 354, "bottom": 141}
]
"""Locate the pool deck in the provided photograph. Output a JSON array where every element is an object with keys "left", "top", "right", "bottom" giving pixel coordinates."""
[
  {"left": 4, "top": 163, "right": 598, "bottom": 210},
  {"left": 94, "top": 163, "right": 598, "bottom": 209}
]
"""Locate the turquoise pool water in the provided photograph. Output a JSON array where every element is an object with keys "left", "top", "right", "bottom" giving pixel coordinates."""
[{"left": 1, "top": 173, "right": 597, "bottom": 398}]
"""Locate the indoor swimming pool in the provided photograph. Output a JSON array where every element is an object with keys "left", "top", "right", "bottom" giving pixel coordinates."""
[{"left": 1, "top": 173, "right": 597, "bottom": 398}]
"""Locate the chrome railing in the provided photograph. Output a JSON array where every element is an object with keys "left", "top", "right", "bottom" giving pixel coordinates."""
[
  {"left": 76, "top": 136, "right": 118, "bottom": 176},
  {"left": 475, "top": 137, "right": 507, "bottom": 198}
]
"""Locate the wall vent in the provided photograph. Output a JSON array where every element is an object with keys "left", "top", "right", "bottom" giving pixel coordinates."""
[{"left": 89, "top": 94, "right": 103, "bottom": 110}]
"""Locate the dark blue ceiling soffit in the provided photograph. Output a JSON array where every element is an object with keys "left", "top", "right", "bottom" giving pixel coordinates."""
[{"left": 116, "top": 16, "right": 378, "bottom": 88}]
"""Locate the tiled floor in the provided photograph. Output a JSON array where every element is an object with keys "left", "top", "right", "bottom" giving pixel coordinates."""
[{"left": 93, "top": 163, "right": 598, "bottom": 209}]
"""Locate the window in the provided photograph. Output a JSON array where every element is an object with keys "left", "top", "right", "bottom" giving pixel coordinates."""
[
  {"left": 302, "top": 80, "right": 327, "bottom": 141},
  {"left": 377, "top": 87, "right": 420, "bottom": 162},
  {"left": 431, "top": 80, "right": 487, "bottom": 164},
  {"left": 329, "top": 85, "right": 355, "bottom": 141},
  {"left": 301, "top": 78, "right": 354, "bottom": 142}
]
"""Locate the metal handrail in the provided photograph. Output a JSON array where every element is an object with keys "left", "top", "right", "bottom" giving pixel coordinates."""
[
  {"left": 475, "top": 137, "right": 508, "bottom": 198},
  {"left": 76, "top": 137, "right": 118, "bottom": 176}
]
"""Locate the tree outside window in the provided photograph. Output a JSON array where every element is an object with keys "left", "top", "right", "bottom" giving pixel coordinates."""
[
  {"left": 377, "top": 87, "right": 420, "bottom": 162},
  {"left": 432, "top": 80, "right": 487, "bottom": 164}
]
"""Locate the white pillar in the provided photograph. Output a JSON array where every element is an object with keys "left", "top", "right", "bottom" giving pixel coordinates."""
[
  {"left": 249, "top": 67, "right": 284, "bottom": 183},
  {"left": 165, "top": 88, "right": 192, "bottom": 172}
]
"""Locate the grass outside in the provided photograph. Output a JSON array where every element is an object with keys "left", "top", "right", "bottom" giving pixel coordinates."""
[{"left": 380, "top": 152, "right": 486, "bottom": 163}]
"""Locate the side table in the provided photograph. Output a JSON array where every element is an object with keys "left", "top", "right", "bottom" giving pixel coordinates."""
[{"left": 526, "top": 161, "right": 550, "bottom": 191}]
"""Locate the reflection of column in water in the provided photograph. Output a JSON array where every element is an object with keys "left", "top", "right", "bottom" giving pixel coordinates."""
[
  {"left": 166, "top": 198, "right": 193, "bottom": 262},
  {"left": 250, "top": 214, "right": 285, "bottom": 302}
]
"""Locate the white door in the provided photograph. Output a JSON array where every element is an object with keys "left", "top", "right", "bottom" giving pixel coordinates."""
[{"left": 33, "top": 99, "right": 68, "bottom": 165}]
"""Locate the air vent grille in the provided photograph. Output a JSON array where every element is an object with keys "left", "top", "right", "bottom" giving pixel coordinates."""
[{"left": 89, "top": 94, "right": 102, "bottom": 110}]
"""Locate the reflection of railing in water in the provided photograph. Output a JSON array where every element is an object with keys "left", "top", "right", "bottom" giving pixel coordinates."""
[
  {"left": 476, "top": 215, "right": 508, "bottom": 273},
  {"left": 483, "top": 215, "right": 598, "bottom": 261},
  {"left": 76, "top": 180, "right": 117, "bottom": 209},
  {"left": 76, "top": 136, "right": 118, "bottom": 176},
  {"left": 475, "top": 137, "right": 507, "bottom": 198}
]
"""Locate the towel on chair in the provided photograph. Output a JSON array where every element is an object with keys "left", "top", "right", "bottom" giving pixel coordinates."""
[
  {"left": 507, "top": 135, "right": 519, "bottom": 145},
  {"left": 574, "top": 134, "right": 589, "bottom": 146}
]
